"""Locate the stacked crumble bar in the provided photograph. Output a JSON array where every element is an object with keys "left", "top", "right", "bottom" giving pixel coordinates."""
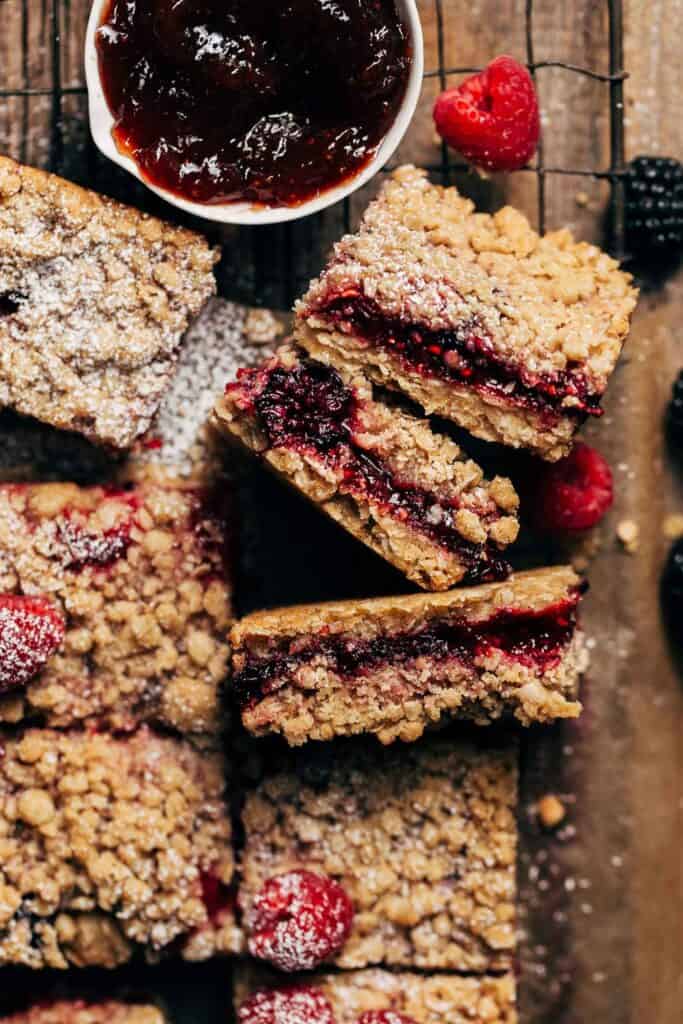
[
  {"left": 215, "top": 344, "right": 519, "bottom": 591},
  {"left": 232, "top": 566, "right": 585, "bottom": 745},
  {"left": 0, "top": 156, "right": 218, "bottom": 449},
  {"left": 295, "top": 164, "right": 637, "bottom": 461}
]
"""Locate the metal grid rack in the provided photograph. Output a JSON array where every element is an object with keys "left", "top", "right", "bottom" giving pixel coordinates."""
[{"left": 1, "top": 0, "right": 628, "bottom": 261}]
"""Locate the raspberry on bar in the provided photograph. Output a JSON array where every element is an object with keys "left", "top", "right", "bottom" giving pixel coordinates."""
[
  {"left": 295, "top": 166, "right": 638, "bottom": 461},
  {"left": 0, "top": 156, "right": 218, "bottom": 449},
  {"left": 214, "top": 344, "right": 520, "bottom": 591},
  {"left": 0, "top": 726, "right": 239, "bottom": 968},
  {"left": 231, "top": 566, "right": 586, "bottom": 746},
  {"left": 2, "top": 1003, "right": 165, "bottom": 1024},
  {"left": 234, "top": 966, "right": 518, "bottom": 1024},
  {"left": 239, "top": 736, "right": 517, "bottom": 972},
  {"left": 0, "top": 476, "right": 232, "bottom": 739}
]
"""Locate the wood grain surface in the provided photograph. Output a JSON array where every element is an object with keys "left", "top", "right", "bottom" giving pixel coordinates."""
[{"left": 0, "top": 2, "right": 681, "bottom": 1022}]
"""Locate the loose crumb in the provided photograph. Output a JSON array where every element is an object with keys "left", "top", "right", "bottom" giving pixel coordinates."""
[
  {"left": 662, "top": 514, "right": 683, "bottom": 540},
  {"left": 616, "top": 519, "right": 640, "bottom": 553},
  {"left": 537, "top": 794, "right": 567, "bottom": 830},
  {"left": 244, "top": 308, "right": 286, "bottom": 345}
]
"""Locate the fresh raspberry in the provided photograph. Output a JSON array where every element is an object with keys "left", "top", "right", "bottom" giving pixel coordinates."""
[
  {"left": 237, "top": 985, "right": 335, "bottom": 1024},
  {"left": 533, "top": 443, "right": 613, "bottom": 532},
  {"left": 0, "top": 595, "right": 65, "bottom": 693},
  {"left": 247, "top": 870, "right": 354, "bottom": 972},
  {"left": 433, "top": 55, "right": 540, "bottom": 171},
  {"left": 357, "top": 1013, "right": 417, "bottom": 1024}
]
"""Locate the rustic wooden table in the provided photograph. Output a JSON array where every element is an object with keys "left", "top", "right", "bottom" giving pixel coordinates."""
[{"left": 0, "top": 2, "right": 681, "bottom": 1022}]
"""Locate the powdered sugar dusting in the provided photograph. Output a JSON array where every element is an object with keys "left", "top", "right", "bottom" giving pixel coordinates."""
[
  {"left": 135, "top": 298, "right": 286, "bottom": 476},
  {"left": 247, "top": 869, "right": 354, "bottom": 973},
  {"left": 237, "top": 985, "right": 335, "bottom": 1024},
  {"left": 0, "top": 595, "right": 64, "bottom": 691}
]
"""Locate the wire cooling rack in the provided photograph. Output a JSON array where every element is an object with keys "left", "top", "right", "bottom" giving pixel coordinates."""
[{"left": 1, "top": 0, "right": 628, "bottom": 263}]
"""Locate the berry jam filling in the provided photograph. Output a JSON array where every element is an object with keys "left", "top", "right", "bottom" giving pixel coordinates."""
[
  {"left": 0, "top": 290, "right": 25, "bottom": 316},
  {"left": 228, "top": 359, "right": 509, "bottom": 578},
  {"left": 200, "top": 870, "right": 235, "bottom": 925},
  {"left": 314, "top": 293, "right": 603, "bottom": 419},
  {"left": 57, "top": 492, "right": 140, "bottom": 571},
  {"left": 96, "top": 0, "right": 411, "bottom": 207},
  {"left": 234, "top": 596, "right": 580, "bottom": 708}
]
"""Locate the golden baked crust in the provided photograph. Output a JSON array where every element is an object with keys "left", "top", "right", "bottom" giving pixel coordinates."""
[
  {"left": 3, "top": 1003, "right": 165, "bottom": 1024},
  {"left": 0, "top": 156, "right": 218, "bottom": 449},
  {"left": 0, "top": 726, "right": 238, "bottom": 968},
  {"left": 0, "top": 476, "right": 232, "bottom": 739},
  {"left": 295, "top": 165, "right": 638, "bottom": 460},
  {"left": 214, "top": 344, "right": 519, "bottom": 591},
  {"left": 234, "top": 966, "right": 518, "bottom": 1024},
  {"left": 240, "top": 736, "right": 517, "bottom": 971},
  {"left": 230, "top": 567, "right": 585, "bottom": 744}
]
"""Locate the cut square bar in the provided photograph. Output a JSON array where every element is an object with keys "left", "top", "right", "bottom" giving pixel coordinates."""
[
  {"left": 214, "top": 344, "right": 520, "bottom": 591},
  {"left": 0, "top": 156, "right": 218, "bottom": 449},
  {"left": 2, "top": 1005, "right": 165, "bottom": 1024},
  {"left": 231, "top": 566, "right": 585, "bottom": 745},
  {"left": 295, "top": 166, "right": 638, "bottom": 461},
  {"left": 0, "top": 475, "right": 232, "bottom": 740},
  {"left": 240, "top": 735, "right": 517, "bottom": 971},
  {"left": 0, "top": 727, "right": 238, "bottom": 968}
]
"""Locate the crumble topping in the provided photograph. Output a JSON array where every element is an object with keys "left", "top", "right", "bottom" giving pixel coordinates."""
[
  {"left": 297, "top": 165, "right": 637, "bottom": 393},
  {"left": 234, "top": 966, "right": 518, "bottom": 1024},
  {"left": 0, "top": 156, "right": 218, "bottom": 449},
  {"left": 240, "top": 737, "right": 518, "bottom": 971},
  {"left": 0, "top": 727, "right": 234, "bottom": 968},
  {"left": 0, "top": 476, "right": 232, "bottom": 738}
]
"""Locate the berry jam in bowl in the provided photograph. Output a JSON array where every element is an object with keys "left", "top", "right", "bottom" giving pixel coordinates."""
[{"left": 85, "top": 0, "right": 423, "bottom": 225}]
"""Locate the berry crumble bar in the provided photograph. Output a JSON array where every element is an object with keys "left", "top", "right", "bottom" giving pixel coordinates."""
[
  {"left": 0, "top": 156, "right": 218, "bottom": 449},
  {"left": 295, "top": 165, "right": 638, "bottom": 461},
  {"left": 2, "top": 1004, "right": 164, "bottom": 1024},
  {"left": 0, "top": 726, "right": 238, "bottom": 968},
  {"left": 214, "top": 344, "right": 519, "bottom": 591},
  {"left": 239, "top": 736, "right": 517, "bottom": 972},
  {"left": 234, "top": 965, "right": 518, "bottom": 1024},
  {"left": 231, "top": 566, "right": 586, "bottom": 745},
  {"left": 0, "top": 475, "right": 232, "bottom": 739}
]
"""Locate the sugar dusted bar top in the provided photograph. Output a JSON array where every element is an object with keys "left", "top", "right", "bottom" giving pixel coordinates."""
[
  {"left": 240, "top": 736, "right": 517, "bottom": 972},
  {"left": 0, "top": 156, "right": 218, "bottom": 449},
  {"left": 0, "top": 475, "right": 232, "bottom": 739},
  {"left": 0, "top": 727, "right": 238, "bottom": 969},
  {"left": 2, "top": 1004, "right": 165, "bottom": 1024},
  {"left": 295, "top": 165, "right": 638, "bottom": 460},
  {"left": 215, "top": 344, "right": 519, "bottom": 591},
  {"left": 231, "top": 566, "right": 586, "bottom": 745},
  {"left": 234, "top": 966, "right": 518, "bottom": 1024}
]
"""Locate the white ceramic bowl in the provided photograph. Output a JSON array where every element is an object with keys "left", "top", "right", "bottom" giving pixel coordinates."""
[{"left": 85, "top": 0, "right": 423, "bottom": 225}]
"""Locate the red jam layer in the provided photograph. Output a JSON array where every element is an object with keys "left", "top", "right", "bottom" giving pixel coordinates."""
[
  {"left": 228, "top": 359, "right": 509, "bottom": 579},
  {"left": 96, "top": 0, "right": 411, "bottom": 207},
  {"left": 313, "top": 293, "right": 603, "bottom": 420},
  {"left": 234, "top": 596, "right": 581, "bottom": 709}
]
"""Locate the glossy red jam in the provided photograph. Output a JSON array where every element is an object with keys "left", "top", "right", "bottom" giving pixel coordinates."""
[
  {"left": 313, "top": 293, "right": 603, "bottom": 420},
  {"left": 96, "top": 0, "right": 411, "bottom": 207},
  {"left": 228, "top": 358, "right": 509, "bottom": 579},
  {"left": 234, "top": 596, "right": 581, "bottom": 708}
]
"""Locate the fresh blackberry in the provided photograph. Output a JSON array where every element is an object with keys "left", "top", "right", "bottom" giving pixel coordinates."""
[
  {"left": 624, "top": 155, "right": 683, "bottom": 257},
  {"left": 666, "top": 370, "right": 683, "bottom": 448},
  {"left": 661, "top": 538, "right": 683, "bottom": 627}
]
